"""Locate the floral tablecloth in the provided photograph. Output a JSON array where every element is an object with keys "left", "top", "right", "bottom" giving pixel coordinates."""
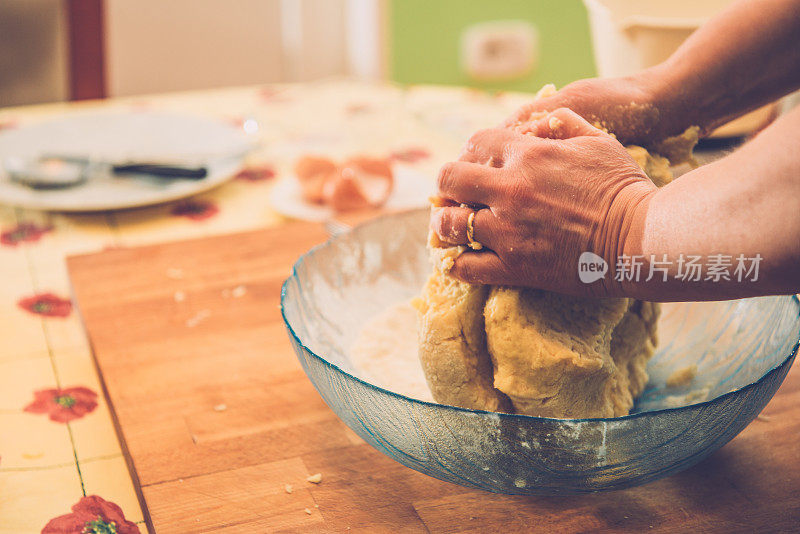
[{"left": 0, "top": 79, "right": 533, "bottom": 532}]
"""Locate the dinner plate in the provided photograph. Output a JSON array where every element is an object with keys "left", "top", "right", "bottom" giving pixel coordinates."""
[
  {"left": 0, "top": 112, "right": 251, "bottom": 212},
  {"left": 269, "top": 164, "right": 433, "bottom": 222}
]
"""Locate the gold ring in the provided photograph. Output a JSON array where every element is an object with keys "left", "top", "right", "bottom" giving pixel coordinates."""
[{"left": 466, "top": 210, "right": 483, "bottom": 250}]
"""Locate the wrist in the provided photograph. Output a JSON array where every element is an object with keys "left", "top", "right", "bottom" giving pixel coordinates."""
[
  {"left": 633, "top": 63, "right": 688, "bottom": 140},
  {"left": 594, "top": 182, "right": 657, "bottom": 298},
  {"left": 619, "top": 184, "right": 655, "bottom": 260},
  {"left": 640, "top": 60, "right": 719, "bottom": 140},
  {"left": 605, "top": 65, "right": 687, "bottom": 145}
]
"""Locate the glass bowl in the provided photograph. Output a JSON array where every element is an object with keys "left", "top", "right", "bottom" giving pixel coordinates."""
[{"left": 281, "top": 209, "right": 800, "bottom": 495}]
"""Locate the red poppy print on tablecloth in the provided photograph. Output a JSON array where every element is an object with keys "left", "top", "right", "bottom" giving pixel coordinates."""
[
  {"left": 235, "top": 165, "right": 275, "bottom": 182},
  {"left": 17, "top": 293, "right": 72, "bottom": 318},
  {"left": 42, "top": 495, "right": 140, "bottom": 534},
  {"left": 1, "top": 222, "right": 53, "bottom": 246},
  {"left": 24, "top": 386, "right": 98, "bottom": 423},
  {"left": 390, "top": 147, "right": 431, "bottom": 164},
  {"left": 171, "top": 199, "right": 219, "bottom": 221}
]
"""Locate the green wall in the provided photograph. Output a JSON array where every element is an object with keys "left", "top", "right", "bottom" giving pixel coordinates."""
[{"left": 388, "top": 0, "right": 596, "bottom": 92}]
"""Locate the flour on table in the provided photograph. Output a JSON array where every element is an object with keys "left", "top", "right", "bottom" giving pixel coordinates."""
[{"left": 349, "top": 301, "right": 433, "bottom": 402}]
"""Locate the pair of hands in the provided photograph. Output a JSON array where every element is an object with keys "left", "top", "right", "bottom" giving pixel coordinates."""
[
  {"left": 431, "top": 0, "right": 800, "bottom": 300},
  {"left": 431, "top": 79, "right": 665, "bottom": 297}
]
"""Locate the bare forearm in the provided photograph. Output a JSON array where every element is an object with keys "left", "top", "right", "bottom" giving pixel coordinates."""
[
  {"left": 648, "top": 0, "right": 800, "bottom": 137},
  {"left": 621, "top": 106, "right": 800, "bottom": 301}
]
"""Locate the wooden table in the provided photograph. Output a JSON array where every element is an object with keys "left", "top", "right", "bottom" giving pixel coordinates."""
[
  {"left": 0, "top": 79, "right": 523, "bottom": 530},
  {"left": 67, "top": 221, "right": 800, "bottom": 533}
]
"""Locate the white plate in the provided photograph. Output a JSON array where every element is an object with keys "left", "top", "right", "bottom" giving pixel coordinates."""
[
  {"left": 269, "top": 164, "right": 433, "bottom": 222},
  {"left": 0, "top": 112, "right": 251, "bottom": 212}
]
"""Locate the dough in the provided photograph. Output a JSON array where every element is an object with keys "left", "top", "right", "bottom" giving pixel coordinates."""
[
  {"left": 484, "top": 288, "right": 628, "bottom": 418},
  {"left": 666, "top": 364, "right": 698, "bottom": 388},
  {"left": 651, "top": 126, "right": 700, "bottom": 167},
  {"left": 607, "top": 299, "right": 660, "bottom": 414},
  {"left": 414, "top": 271, "right": 512, "bottom": 412},
  {"left": 625, "top": 146, "right": 673, "bottom": 188},
  {"left": 416, "top": 90, "right": 693, "bottom": 417},
  {"left": 417, "top": 149, "right": 673, "bottom": 417}
]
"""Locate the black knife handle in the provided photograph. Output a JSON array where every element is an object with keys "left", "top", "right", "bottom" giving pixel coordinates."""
[{"left": 112, "top": 163, "right": 208, "bottom": 180}]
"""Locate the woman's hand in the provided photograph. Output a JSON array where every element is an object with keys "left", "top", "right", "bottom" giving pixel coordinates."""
[
  {"left": 503, "top": 72, "right": 680, "bottom": 147},
  {"left": 432, "top": 109, "right": 657, "bottom": 297}
]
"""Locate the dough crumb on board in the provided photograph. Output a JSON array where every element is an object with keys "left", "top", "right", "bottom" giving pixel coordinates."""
[
  {"left": 284, "top": 484, "right": 293, "bottom": 494},
  {"left": 306, "top": 473, "right": 323, "bottom": 484},
  {"left": 223, "top": 285, "right": 248, "bottom": 298},
  {"left": 666, "top": 364, "right": 698, "bottom": 388},
  {"left": 185, "top": 309, "right": 211, "bottom": 328},
  {"left": 232, "top": 284, "right": 247, "bottom": 297}
]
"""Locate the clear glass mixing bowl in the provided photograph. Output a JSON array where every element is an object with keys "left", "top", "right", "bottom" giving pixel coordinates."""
[{"left": 281, "top": 209, "right": 800, "bottom": 495}]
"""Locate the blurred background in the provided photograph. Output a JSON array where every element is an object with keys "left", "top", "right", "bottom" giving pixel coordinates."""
[
  {"left": 1, "top": 0, "right": 595, "bottom": 106},
  {"left": 0, "top": 0, "right": 730, "bottom": 100},
  {"left": 0, "top": 0, "right": 792, "bottom": 132}
]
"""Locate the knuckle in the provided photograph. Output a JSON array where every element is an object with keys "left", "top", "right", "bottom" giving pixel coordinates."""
[
  {"left": 518, "top": 140, "right": 548, "bottom": 161},
  {"left": 432, "top": 208, "right": 463, "bottom": 241},
  {"left": 552, "top": 107, "right": 581, "bottom": 124},
  {"left": 452, "top": 259, "right": 477, "bottom": 283},
  {"left": 437, "top": 162, "right": 457, "bottom": 191},
  {"left": 466, "top": 128, "right": 504, "bottom": 154},
  {"left": 564, "top": 79, "right": 592, "bottom": 98},
  {"left": 429, "top": 209, "right": 444, "bottom": 235},
  {"left": 506, "top": 139, "right": 530, "bottom": 160},
  {"left": 467, "top": 128, "right": 491, "bottom": 149},
  {"left": 596, "top": 135, "right": 621, "bottom": 151},
  {"left": 545, "top": 139, "right": 568, "bottom": 159},
  {"left": 438, "top": 210, "right": 455, "bottom": 236},
  {"left": 512, "top": 104, "right": 535, "bottom": 120}
]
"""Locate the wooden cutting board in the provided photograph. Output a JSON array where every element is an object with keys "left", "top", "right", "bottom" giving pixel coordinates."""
[{"left": 67, "top": 222, "right": 800, "bottom": 533}]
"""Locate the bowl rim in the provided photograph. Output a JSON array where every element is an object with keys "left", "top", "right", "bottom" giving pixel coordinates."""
[{"left": 280, "top": 210, "right": 800, "bottom": 424}]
